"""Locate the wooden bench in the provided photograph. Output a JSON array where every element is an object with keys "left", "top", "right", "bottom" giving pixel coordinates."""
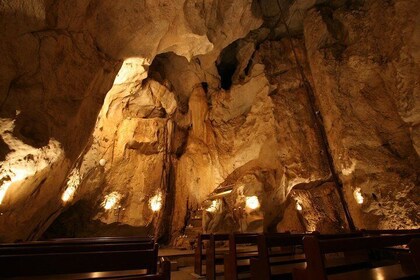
[
  {"left": 204, "top": 233, "right": 230, "bottom": 280},
  {"left": 250, "top": 233, "right": 306, "bottom": 280},
  {"left": 409, "top": 238, "right": 420, "bottom": 273},
  {"left": 293, "top": 233, "right": 420, "bottom": 280},
  {"left": 48, "top": 236, "right": 154, "bottom": 243},
  {"left": 0, "top": 237, "right": 170, "bottom": 280},
  {"left": 222, "top": 233, "right": 259, "bottom": 280},
  {"left": 250, "top": 232, "right": 364, "bottom": 280},
  {"left": 194, "top": 234, "right": 210, "bottom": 276},
  {"left": 194, "top": 233, "right": 230, "bottom": 277},
  {"left": 0, "top": 239, "right": 155, "bottom": 255}
]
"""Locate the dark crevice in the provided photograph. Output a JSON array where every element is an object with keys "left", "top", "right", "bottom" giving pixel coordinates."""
[
  {"left": 216, "top": 41, "right": 239, "bottom": 90},
  {"left": 201, "top": 82, "right": 208, "bottom": 94},
  {"left": 318, "top": 6, "right": 349, "bottom": 60},
  {"left": 0, "top": 137, "right": 11, "bottom": 161},
  {"left": 13, "top": 112, "right": 50, "bottom": 148}
]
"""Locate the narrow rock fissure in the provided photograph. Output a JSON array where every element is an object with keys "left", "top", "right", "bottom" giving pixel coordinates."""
[{"left": 216, "top": 41, "right": 239, "bottom": 90}]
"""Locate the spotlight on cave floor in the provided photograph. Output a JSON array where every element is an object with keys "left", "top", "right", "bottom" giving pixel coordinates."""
[
  {"left": 102, "top": 191, "right": 122, "bottom": 210},
  {"left": 245, "top": 196, "right": 260, "bottom": 210},
  {"left": 149, "top": 193, "right": 162, "bottom": 212},
  {"left": 353, "top": 188, "right": 364, "bottom": 204}
]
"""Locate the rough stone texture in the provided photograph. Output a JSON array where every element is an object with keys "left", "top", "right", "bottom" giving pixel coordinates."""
[
  {"left": 0, "top": 0, "right": 262, "bottom": 241},
  {"left": 304, "top": 0, "right": 420, "bottom": 229},
  {"left": 0, "top": 0, "right": 120, "bottom": 242},
  {"left": 1, "top": 0, "right": 419, "bottom": 242},
  {"left": 291, "top": 182, "right": 348, "bottom": 233}
]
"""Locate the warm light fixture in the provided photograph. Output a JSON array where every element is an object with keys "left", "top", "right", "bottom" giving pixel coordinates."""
[
  {"left": 206, "top": 200, "right": 220, "bottom": 213},
  {"left": 102, "top": 191, "right": 121, "bottom": 210},
  {"left": 245, "top": 196, "right": 260, "bottom": 210},
  {"left": 61, "top": 168, "right": 81, "bottom": 203},
  {"left": 296, "top": 201, "right": 303, "bottom": 211},
  {"left": 149, "top": 193, "right": 162, "bottom": 212},
  {"left": 61, "top": 186, "right": 76, "bottom": 202},
  {"left": 353, "top": 188, "right": 364, "bottom": 204},
  {"left": 99, "top": 159, "right": 106, "bottom": 167}
]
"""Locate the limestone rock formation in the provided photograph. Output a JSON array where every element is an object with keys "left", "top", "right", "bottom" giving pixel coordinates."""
[
  {"left": 0, "top": 0, "right": 262, "bottom": 241},
  {"left": 304, "top": 0, "right": 420, "bottom": 229}
]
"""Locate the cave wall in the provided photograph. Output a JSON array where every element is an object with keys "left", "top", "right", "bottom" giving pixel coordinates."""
[
  {"left": 0, "top": 0, "right": 419, "bottom": 242},
  {"left": 0, "top": 0, "right": 262, "bottom": 241},
  {"left": 304, "top": 0, "right": 420, "bottom": 229}
]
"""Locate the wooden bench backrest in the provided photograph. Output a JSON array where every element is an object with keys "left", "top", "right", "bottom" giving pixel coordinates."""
[
  {"left": 263, "top": 233, "right": 304, "bottom": 248},
  {"left": 194, "top": 233, "right": 229, "bottom": 276},
  {"left": 409, "top": 238, "right": 420, "bottom": 272},
  {"left": 50, "top": 236, "right": 153, "bottom": 242},
  {"left": 303, "top": 233, "right": 420, "bottom": 280},
  {"left": 0, "top": 241, "right": 155, "bottom": 255},
  {"left": 228, "top": 233, "right": 258, "bottom": 255},
  {"left": 316, "top": 233, "right": 420, "bottom": 254},
  {"left": 0, "top": 236, "right": 153, "bottom": 248},
  {"left": 0, "top": 243, "right": 159, "bottom": 277}
]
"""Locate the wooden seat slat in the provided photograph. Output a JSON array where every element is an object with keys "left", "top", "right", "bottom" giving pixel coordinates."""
[
  {"left": 0, "top": 242, "right": 155, "bottom": 255},
  {"left": 0, "top": 236, "right": 153, "bottom": 247}
]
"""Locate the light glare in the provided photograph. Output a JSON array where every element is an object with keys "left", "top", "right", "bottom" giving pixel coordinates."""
[
  {"left": 0, "top": 167, "right": 33, "bottom": 204},
  {"left": 61, "top": 169, "right": 81, "bottom": 203},
  {"left": 149, "top": 193, "right": 162, "bottom": 212},
  {"left": 353, "top": 188, "right": 364, "bottom": 204},
  {"left": 102, "top": 191, "right": 122, "bottom": 210},
  {"left": 206, "top": 200, "right": 220, "bottom": 213},
  {"left": 245, "top": 196, "right": 260, "bottom": 210},
  {"left": 61, "top": 186, "right": 76, "bottom": 202},
  {"left": 0, "top": 182, "right": 11, "bottom": 205},
  {"left": 296, "top": 201, "right": 303, "bottom": 211}
]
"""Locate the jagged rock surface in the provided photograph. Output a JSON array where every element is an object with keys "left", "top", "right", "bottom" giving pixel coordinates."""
[
  {"left": 0, "top": 0, "right": 262, "bottom": 241},
  {"left": 304, "top": 0, "right": 420, "bottom": 229}
]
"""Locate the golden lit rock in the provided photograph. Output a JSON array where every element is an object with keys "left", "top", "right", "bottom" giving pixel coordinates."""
[
  {"left": 296, "top": 201, "right": 303, "bottom": 211},
  {"left": 206, "top": 200, "right": 221, "bottom": 213},
  {"left": 102, "top": 192, "right": 122, "bottom": 210}
]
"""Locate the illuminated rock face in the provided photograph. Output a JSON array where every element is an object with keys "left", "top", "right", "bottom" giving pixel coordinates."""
[
  {"left": 1, "top": 0, "right": 419, "bottom": 242},
  {"left": 303, "top": 0, "right": 420, "bottom": 229},
  {"left": 0, "top": 0, "right": 262, "bottom": 241}
]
